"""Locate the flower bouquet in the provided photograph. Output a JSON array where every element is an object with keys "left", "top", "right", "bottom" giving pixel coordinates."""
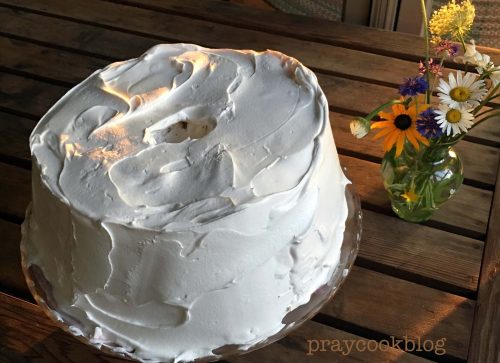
[{"left": 350, "top": 0, "right": 499, "bottom": 223}]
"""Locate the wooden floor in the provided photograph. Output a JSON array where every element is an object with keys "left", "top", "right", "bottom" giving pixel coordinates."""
[{"left": 0, "top": 0, "right": 499, "bottom": 362}]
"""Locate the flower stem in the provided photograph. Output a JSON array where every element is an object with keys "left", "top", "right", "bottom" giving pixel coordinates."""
[
  {"left": 430, "top": 57, "right": 445, "bottom": 94},
  {"left": 365, "top": 99, "right": 407, "bottom": 121},
  {"left": 474, "top": 107, "right": 500, "bottom": 119},
  {"left": 458, "top": 33, "right": 468, "bottom": 53},
  {"left": 420, "top": 0, "right": 431, "bottom": 104}
]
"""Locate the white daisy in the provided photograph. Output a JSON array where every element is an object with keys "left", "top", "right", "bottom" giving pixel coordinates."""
[
  {"left": 437, "top": 71, "right": 487, "bottom": 110},
  {"left": 435, "top": 105, "right": 474, "bottom": 136}
]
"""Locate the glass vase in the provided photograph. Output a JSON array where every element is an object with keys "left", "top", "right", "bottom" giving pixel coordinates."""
[{"left": 381, "top": 142, "right": 464, "bottom": 223}]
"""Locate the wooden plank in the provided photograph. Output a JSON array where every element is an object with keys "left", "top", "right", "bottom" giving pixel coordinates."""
[
  {"left": 468, "top": 165, "right": 500, "bottom": 362},
  {"left": 0, "top": 111, "right": 35, "bottom": 162},
  {"left": 0, "top": 73, "right": 67, "bottom": 119},
  {"left": 0, "top": 36, "right": 107, "bottom": 85},
  {"left": 0, "top": 292, "right": 430, "bottom": 363},
  {"left": 0, "top": 40, "right": 498, "bottom": 185},
  {"left": 224, "top": 0, "right": 275, "bottom": 11},
  {"left": 0, "top": 220, "right": 27, "bottom": 297},
  {"left": 0, "top": 292, "right": 129, "bottom": 362},
  {"left": 0, "top": 9, "right": 498, "bottom": 144},
  {"left": 322, "top": 266, "right": 475, "bottom": 360},
  {"left": 227, "top": 320, "right": 432, "bottom": 363},
  {"left": 360, "top": 210, "right": 482, "bottom": 293},
  {"left": 0, "top": 1, "right": 427, "bottom": 86},
  {"left": 118, "top": 0, "right": 500, "bottom": 66},
  {"left": 0, "top": 162, "right": 30, "bottom": 220},
  {"left": 0, "top": 6, "right": 158, "bottom": 62},
  {"left": 0, "top": 34, "right": 401, "bottom": 112}
]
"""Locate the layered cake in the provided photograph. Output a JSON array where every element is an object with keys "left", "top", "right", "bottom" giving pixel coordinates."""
[{"left": 22, "top": 44, "right": 350, "bottom": 362}]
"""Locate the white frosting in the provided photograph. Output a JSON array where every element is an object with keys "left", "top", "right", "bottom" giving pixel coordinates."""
[{"left": 23, "top": 44, "right": 349, "bottom": 362}]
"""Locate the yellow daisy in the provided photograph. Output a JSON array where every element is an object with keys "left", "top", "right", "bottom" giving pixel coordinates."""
[{"left": 372, "top": 102, "right": 430, "bottom": 157}]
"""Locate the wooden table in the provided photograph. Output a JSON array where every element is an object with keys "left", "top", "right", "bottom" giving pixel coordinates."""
[{"left": 0, "top": 1, "right": 499, "bottom": 362}]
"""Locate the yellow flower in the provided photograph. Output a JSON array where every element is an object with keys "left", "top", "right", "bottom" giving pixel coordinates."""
[
  {"left": 429, "top": 0, "right": 475, "bottom": 42},
  {"left": 402, "top": 188, "right": 419, "bottom": 203},
  {"left": 372, "top": 101, "right": 429, "bottom": 157}
]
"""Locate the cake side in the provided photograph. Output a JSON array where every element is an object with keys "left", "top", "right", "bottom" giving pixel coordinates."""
[{"left": 23, "top": 44, "right": 349, "bottom": 362}]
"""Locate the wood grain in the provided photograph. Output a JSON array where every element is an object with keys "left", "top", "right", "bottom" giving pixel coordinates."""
[
  {"left": 0, "top": 73, "right": 67, "bottom": 119},
  {"left": 468, "top": 165, "right": 500, "bottom": 362},
  {"left": 359, "top": 210, "right": 483, "bottom": 293},
  {"left": 227, "top": 319, "right": 432, "bottom": 363},
  {"left": 0, "top": 292, "right": 129, "bottom": 362},
  {"left": 0, "top": 162, "right": 31, "bottom": 220},
  {"left": 322, "top": 266, "right": 475, "bottom": 360},
  {"left": 0, "top": 111, "right": 35, "bottom": 163},
  {"left": 0, "top": 292, "right": 430, "bottom": 363},
  {"left": 0, "top": 36, "right": 107, "bottom": 85},
  {"left": 0, "top": 1, "right": 432, "bottom": 86},
  {"left": 0, "top": 219, "right": 28, "bottom": 297},
  {"left": 118, "top": 0, "right": 500, "bottom": 66},
  {"left": 3, "top": 0, "right": 500, "bottom": 105},
  {"left": 223, "top": 0, "right": 275, "bottom": 11}
]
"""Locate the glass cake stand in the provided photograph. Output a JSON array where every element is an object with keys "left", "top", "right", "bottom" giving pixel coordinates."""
[{"left": 20, "top": 183, "right": 362, "bottom": 363}]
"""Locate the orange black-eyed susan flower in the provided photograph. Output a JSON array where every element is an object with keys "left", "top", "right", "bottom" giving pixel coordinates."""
[{"left": 372, "top": 101, "right": 430, "bottom": 156}]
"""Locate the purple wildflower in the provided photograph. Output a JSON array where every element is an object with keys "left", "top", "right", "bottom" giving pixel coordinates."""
[
  {"left": 435, "top": 40, "right": 459, "bottom": 57},
  {"left": 416, "top": 108, "right": 443, "bottom": 139},
  {"left": 449, "top": 44, "right": 459, "bottom": 56},
  {"left": 419, "top": 58, "right": 443, "bottom": 77},
  {"left": 418, "top": 61, "right": 426, "bottom": 75},
  {"left": 399, "top": 76, "right": 428, "bottom": 96}
]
